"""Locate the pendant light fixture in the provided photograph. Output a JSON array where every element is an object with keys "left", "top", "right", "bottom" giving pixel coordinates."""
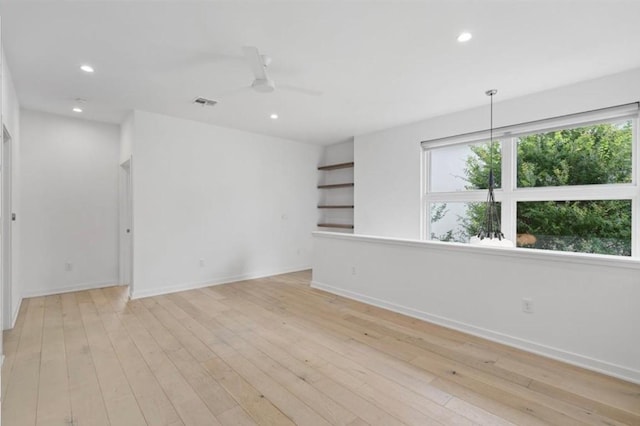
[{"left": 469, "top": 89, "right": 514, "bottom": 247}]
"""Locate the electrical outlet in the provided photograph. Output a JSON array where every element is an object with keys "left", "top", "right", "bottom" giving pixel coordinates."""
[
  {"left": 351, "top": 266, "right": 356, "bottom": 275},
  {"left": 199, "top": 258, "right": 205, "bottom": 267},
  {"left": 65, "top": 262, "right": 73, "bottom": 272},
  {"left": 522, "top": 298, "right": 534, "bottom": 313},
  {"left": 296, "top": 248, "right": 302, "bottom": 255}
]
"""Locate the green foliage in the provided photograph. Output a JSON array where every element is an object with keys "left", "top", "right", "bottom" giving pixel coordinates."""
[
  {"left": 461, "top": 202, "right": 498, "bottom": 239},
  {"left": 517, "top": 121, "right": 632, "bottom": 187},
  {"left": 465, "top": 142, "right": 501, "bottom": 190},
  {"left": 429, "top": 203, "right": 467, "bottom": 242},
  {"left": 517, "top": 200, "right": 631, "bottom": 256},
  {"left": 458, "top": 121, "right": 633, "bottom": 255}
]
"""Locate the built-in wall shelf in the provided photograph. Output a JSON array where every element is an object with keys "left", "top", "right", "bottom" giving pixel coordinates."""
[
  {"left": 317, "top": 162, "right": 355, "bottom": 171},
  {"left": 317, "top": 183, "right": 354, "bottom": 189},
  {"left": 317, "top": 223, "right": 355, "bottom": 229},
  {"left": 317, "top": 158, "right": 354, "bottom": 233}
]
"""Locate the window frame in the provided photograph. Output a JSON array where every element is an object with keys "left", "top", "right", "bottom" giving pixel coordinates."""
[{"left": 421, "top": 104, "right": 639, "bottom": 258}]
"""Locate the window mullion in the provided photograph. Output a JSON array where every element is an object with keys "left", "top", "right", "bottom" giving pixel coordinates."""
[
  {"left": 422, "top": 149, "right": 430, "bottom": 240},
  {"left": 633, "top": 117, "right": 639, "bottom": 256},
  {"left": 500, "top": 138, "right": 516, "bottom": 242},
  {"left": 632, "top": 196, "right": 639, "bottom": 257},
  {"left": 425, "top": 191, "right": 489, "bottom": 202},
  {"left": 513, "top": 185, "right": 637, "bottom": 201}
]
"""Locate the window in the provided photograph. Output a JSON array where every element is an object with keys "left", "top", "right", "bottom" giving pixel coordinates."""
[{"left": 422, "top": 103, "right": 639, "bottom": 257}]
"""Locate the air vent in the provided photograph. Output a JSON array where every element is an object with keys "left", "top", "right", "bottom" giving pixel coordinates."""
[{"left": 193, "top": 97, "right": 217, "bottom": 107}]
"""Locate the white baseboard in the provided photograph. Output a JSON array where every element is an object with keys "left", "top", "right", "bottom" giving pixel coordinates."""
[
  {"left": 131, "top": 266, "right": 310, "bottom": 300},
  {"left": 311, "top": 280, "right": 640, "bottom": 385},
  {"left": 10, "top": 297, "right": 22, "bottom": 329},
  {"left": 22, "top": 280, "right": 120, "bottom": 299}
]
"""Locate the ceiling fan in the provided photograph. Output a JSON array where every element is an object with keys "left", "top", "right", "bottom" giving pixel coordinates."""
[{"left": 240, "top": 46, "right": 322, "bottom": 96}]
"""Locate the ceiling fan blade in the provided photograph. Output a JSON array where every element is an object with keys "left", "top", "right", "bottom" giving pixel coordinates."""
[
  {"left": 242, "top": 46, "right": 267, "bottom": 80},
  {"left": 278, "top": 84, "right": 323, "bottom": 97},
  {"left": 215, "top": 86, "right": 252, "bottom": 98}
]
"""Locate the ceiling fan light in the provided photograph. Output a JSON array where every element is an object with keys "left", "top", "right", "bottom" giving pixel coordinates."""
[
  {"left": 251, "top": 79, "right": 276, "bottom": 93},
  {"left": 457, "top": 32, "right": 472, "bottom": 43}
]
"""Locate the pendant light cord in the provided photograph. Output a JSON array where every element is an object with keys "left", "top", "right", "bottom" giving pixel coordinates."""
[
  {"left": 479, "top": 89, "right": 503, "bottom": 240},
  {"left": 489, "top": 92, "right": 494, "bottom": 180}
]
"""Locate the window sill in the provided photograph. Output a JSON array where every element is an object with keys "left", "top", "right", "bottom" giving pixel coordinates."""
[{"left": 312, "top": 231, "right": 640, "bottom": 271}]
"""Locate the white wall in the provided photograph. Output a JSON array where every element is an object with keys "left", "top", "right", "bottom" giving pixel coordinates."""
[
  {"left": 130, "top": 110, "right": 321, "bottom": 298},
  {"left": 321, "top": 139, "right": 354, "bottom": 165},
  {"left": 120, "top": 111, "right": 134, "bottom": 164},
  {"left": 2, "top": 49, "right": 21, "bottom": 328},
  {"left": 312, "top": 232, "right": 640, "bottom": 383},
  {"left": 19, "top": 110, "right": 120, "bottom": 297},
  {"left": 354, "top": 67, "right": 640, "bottom": 238}
]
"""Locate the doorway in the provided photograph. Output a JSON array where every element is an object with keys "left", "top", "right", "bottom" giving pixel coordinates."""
[
  {"left": 2, "top": 126, "right": 12, "bottom": 330},
  {"left": 119, "top": 158, "right": 133, "bottom": 296}
]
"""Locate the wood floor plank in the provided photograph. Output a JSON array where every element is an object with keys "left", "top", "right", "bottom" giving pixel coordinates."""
[
  {"left": 214, "top": 298, "right": 469, "bottom": 425},
  {"left": 430, "top": 377, "right": 549, "bottom": 426},
  {"left": 147, "top": 295, "right": 333, "bottom": 426},
  {"left": 61, "top": 292, "right": 111, "bottom": 426},
  {"left": 168, "top": 292, "right": 361, "bottom": 426},
  {"left": 1, "top": 297, "right": 28, "bottom": 400},
  {"left": 444, "top": 397, "right": 517, "bottom": 426},
  {"left": 122, "top": 299, "right": 222, "bottom": 426},
  {"left": 36, "top": 295, "right": 72, "bottom": 425},
  {"left": 4, "top": 270, "right": 639, "bottom": 426},
  {"left": 77, "top": 290, "right": 147, "bottom": 426},
  {"left": 204, "top": 286, "right": 470, "bottom": 425},
  {"left": 216, "top": 405, "right": 258, "bottom": 426},
  {"left": 496, "top": 356, "right": 640, "bottom": 421},
  {"left": 3, "top": 298, "right": 45, "bottom": 426},
  {"left": 192, "top": 296, "right": 403, "bottom": 425},
  {"left": 91, "top": 288, "right": 184, "bottom": 426},
  {"left": 202, "top": 355, "right": 295, "bottom": 426}
]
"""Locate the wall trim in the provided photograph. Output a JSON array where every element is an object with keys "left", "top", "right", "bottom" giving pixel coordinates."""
[
  {"left": 11, "top": 296, "right": 22, "bottom": 329},
  {"left": 131, "top": 266, "right": 310, "bottom": 300},
  {"left": 22, "top": 280, "right": 120, "bottom": 298},
  {"left": 313, "top": 231, "right": 640, "bottom": 270},
  {"left": 311, "top": 279, "right": 640, "bottom": 385}
]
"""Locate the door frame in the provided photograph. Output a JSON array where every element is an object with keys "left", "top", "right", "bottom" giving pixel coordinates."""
[
  {"left": 119, "top": 157, "right": 133, "bottom": 297},
  {"left": 2, "top": 125, "right": 12, "bottom": 330}
]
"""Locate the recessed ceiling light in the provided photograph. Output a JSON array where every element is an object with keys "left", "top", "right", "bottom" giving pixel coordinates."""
[
  {"left": 72, "top": 107, "right": 83, "bottom": 113},
  {"left": 270, "top": 113, "right": 278, "bottom": 120},
  {"left": 457, "top": 32, "right": 472, "bottom": 43},
  {"left": 80, "top": 64, "right": 94, "bottom": 73}
]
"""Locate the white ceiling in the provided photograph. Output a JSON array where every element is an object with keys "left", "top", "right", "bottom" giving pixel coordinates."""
[{"left": 1, "top": 1, "right": 640, "bottom": 145}]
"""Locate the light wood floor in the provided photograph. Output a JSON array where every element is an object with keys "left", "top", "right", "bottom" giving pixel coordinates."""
[{"left": 2, "top": 271, "right": 639, "bottom": 426}]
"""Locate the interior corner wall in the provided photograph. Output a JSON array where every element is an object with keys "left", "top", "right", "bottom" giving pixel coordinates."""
[
  {"left": 19, "top": 110, "right": 120, "bottom": 297},
  {"left": 129, "top": 110, "right": 322, "bottom": 298},
  {"left": 321, "top": 139, "right": 354, "bottom": 164},
  {"left": 2, "top": 49, "right": 21, "bottom": 327},
  {"left": 354, "top": 67, "right": 640, "bottom": 238},
  {"left": 120, "top": 111, "right": 134, "bottom": 164}
]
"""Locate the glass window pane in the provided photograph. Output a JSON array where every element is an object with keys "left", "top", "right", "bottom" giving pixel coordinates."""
[
  {"left": 430, "top": 141, "right": 501, "bottom": 192},
  {"left": 517, "top": 120, "right": 632, "bottom": 188},
  {"left": 516, "top": 200, "right": 632, "bottom": 256},
  {"left": 430, "top": 201, "right": 501, "bottom": 243}
]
